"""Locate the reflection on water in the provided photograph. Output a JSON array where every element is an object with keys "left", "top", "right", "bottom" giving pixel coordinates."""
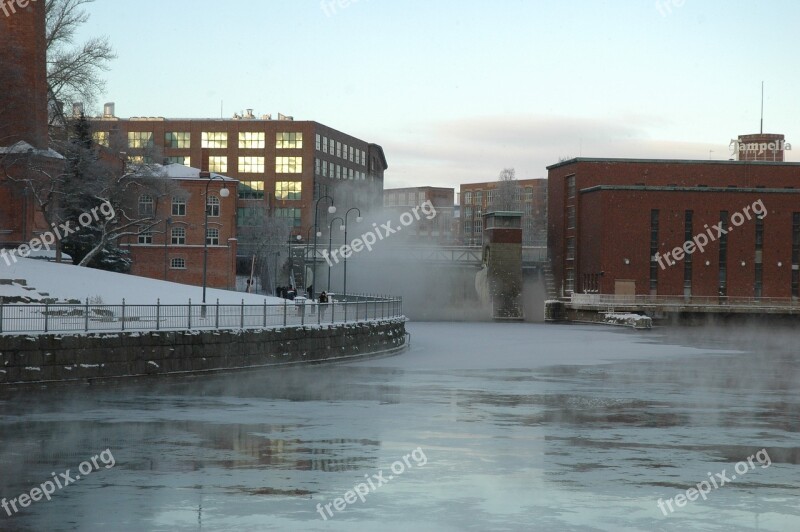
[{"left": 1, "top": 322, "right": 799, "bottom": 531}]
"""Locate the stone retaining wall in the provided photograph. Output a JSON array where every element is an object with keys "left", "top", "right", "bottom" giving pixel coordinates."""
[{"left": 0, "top": 319, "right": 406, "bottom": 385}]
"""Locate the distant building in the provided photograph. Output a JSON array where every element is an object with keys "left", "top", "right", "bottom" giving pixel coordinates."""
[
  {"left": 119, "top": 164, "right": 238, "bottom": 290},
  {"left": 459, "top": 179, "right": 547, "bottom": 246},
  {"left": 548, "top": 157, "right": 800, "bottom": 299},
  {"left": 383, "top": 187, "right": 455, "bottom": 244},
  {"left": 732, "top": 133, "right": 791, "bottom": 162},
  {"left": 87, "top": 112, "right": 388, "bottom": 260}
]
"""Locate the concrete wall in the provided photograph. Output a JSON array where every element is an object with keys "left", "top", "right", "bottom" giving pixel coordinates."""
[{"left": 0, "top": 319, "right": 406, "bottom": 385}]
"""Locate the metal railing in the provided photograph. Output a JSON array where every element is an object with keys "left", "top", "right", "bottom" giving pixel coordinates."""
[
  {"left": 570, "top": 293, "right": 800, "bottom": 310},
  {"left": 0, "top": 294, "right": 403, "bottom": 335}
]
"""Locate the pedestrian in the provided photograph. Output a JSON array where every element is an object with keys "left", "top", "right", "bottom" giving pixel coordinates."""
[{"left": 319, "top": 290, "right": 329, "bottom": 320}]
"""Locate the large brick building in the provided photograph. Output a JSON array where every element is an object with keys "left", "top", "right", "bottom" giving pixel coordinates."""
[
  {"left": 383, "top": 187, "right": 455, "bottom": 244},
  {"left": 459, "top": 179, "right": 547, "bottom": 246},
  {"left": 87, "top": 111, "right": 388, "bottom": 259},
  {"left": 547, "top": 158, "right": 800, "bottom": 299},
  {"left": 119, "top": 164, "right": 238, "bottom": 289}
]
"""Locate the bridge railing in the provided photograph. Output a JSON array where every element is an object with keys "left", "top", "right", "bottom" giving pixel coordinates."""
[{"left": 0, "top": 295, "right": 403, "bottom": 335}]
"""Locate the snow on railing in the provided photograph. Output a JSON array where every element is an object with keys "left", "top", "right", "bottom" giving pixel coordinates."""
[
  {"left": 570, "top": 293, "right": 800, "bottom": 308},
  {"left": 0, "top": 295, "right": 403, "bottom": 335}
]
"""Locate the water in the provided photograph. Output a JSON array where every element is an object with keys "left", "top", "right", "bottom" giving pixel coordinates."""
[{"left": 0, "top": 322, "right": 798, "bottom": 531}]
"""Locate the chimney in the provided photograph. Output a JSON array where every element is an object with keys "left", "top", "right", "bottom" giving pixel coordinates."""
[
  {"left": 103, "top": 102, "right": 115, "bottom": 118},
  {"left": 199, "top": 148, "right": 210, "bottom": 177}
]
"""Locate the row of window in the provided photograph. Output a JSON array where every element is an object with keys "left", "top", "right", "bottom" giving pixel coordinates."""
[
  {"left": 138, "top": 195, "right": 222, "bottom": 217},
  {"left": 108, "top": 131, "right": 306, "bottom": 150},
  {"left": 237, "top": 206, "right": 302, "bottom": 227},
  {"left": 314, "top": 158, "right": 367, "bottom": 180},
  {"left": 315, "top": 134, "right": 366, "bottom": 166},
  {"left": 462, "top": 187, "right": 538, "bottom": 205},
  {"left": 138, "top": 227, "right": 220, "bottom": 246}
]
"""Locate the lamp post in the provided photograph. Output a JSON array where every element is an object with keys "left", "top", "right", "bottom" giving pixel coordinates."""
[
  {"left": 343, "top": 207, "right": 362, "bottom": 298},
  {"left": 311, "top": 195, "right": 335, "bottom": 299},
  {"left": 202, "top": 173, "right": 230, "bottom": 307},
  {"left": 327, "top": 216, "right": 344, "bottom": 292}
]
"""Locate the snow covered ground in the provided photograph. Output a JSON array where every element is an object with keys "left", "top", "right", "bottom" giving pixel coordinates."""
[{"left": 0, "top": 257, "right": 283, "bottom": 305}]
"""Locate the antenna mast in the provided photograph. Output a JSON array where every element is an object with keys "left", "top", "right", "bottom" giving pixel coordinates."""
[{"left": 760, "top": 81, "right": 764, "bottom": 134}]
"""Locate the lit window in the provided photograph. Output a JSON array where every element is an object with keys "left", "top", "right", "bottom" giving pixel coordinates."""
[
  {"left": 201, "top": 132, "right": 228, "bottom": 148},
  {"left": 239, "top": 132, "right": 265, "bottom": 149},
  {"left": 138, "top": 229, "right": 152, "bottom": 244},
  {"left": 275, "top": 207, "right": 302, "bottom": 227},
  {"left": 165, "top": 156, "right": 190, "bottom": 166},
  {"left": 206, "top": 228, "right": 219, "bottom": 246},
  {"left": 138, "top": 195, "right": 154, "bottom": 216},
  {"left": 127, "top": 131, "right": 153, "bottom": 149},
  {"left": 171, "top": 226, "right": 186, "bottom": 245},
  {"left": 275, "top": 156, "right": 302, "bottom": 173},
  {"left": 238, "top": 156, "right": 264, "bottom": 173},
  {"left": 206, "top": 195, "right": 220, "bottom": 217},
  {"left": 170, "top": 258, "right": 186, "bottom": 269},
  {"left": 172, "top": 197, "right": 186, "bottom": 216},
  {"left": 275, "top": 181, "right": 302, "bottom": 200},
  {"left": 238, "top": 181, "right": 264, "bottom": 200},
  {"left": 93, "top": 131, "right": 109, "bottom": 147},
  {"left": 209, "top": 156, "right": 227, "bottom": 173},
  {"left": 165, "top": 132, "right": 190, "bottom": 149},
  {"left": 276, "top": 132, "right": 303, "bottom": 149}
]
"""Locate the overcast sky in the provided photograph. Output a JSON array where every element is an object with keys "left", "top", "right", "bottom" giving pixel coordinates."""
[{"left": 75, "top": 0, "right": 800, "bottom": 189}]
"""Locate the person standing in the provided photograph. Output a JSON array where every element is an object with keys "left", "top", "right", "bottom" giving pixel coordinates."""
[{"left": 319, "top": 291, "right": 329, "bottom": 320}]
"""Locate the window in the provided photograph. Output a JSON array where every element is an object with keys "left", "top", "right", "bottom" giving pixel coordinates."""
[
  {"left": 323, "top": 137, "right": 328, "bottom": 154},
  {"left": 464, "top": 191, "right": 472, "bottom": 204},
  {"left": 165, "top": 156, "right": 190, "bottom": 166},
  {"left": 171, "top": 197, "right": 186, "bottom": 216},
  {"left": 170, "top": 258, "right": 186, "bottom": 269},
  {"left": 238, "top": 180, "right": 264, "bottom": 200},
  {"left": 684, "top": 210, "right": 693, "bottom": 296},
  {"left": 206, "top": 228, "right": 219, "bottom": 246},
  {"left": 567, "top": 206, "right": 576, "bottom": 229},
  {"left": 755, "top": 216, "right": 764, "bottom": 298},
  {"left": 566, "top": 237, "right": 575, "bottom": 260},
  {"left": 792, "top": 212, "right": 799, "bottom": 298},
  {"left": 201, "top": 132, "right": 227, "bottom": 148},
  {"left": 336, "top": 141, "right": 342, "bottom": 158},
  {"left": 238, "top": 206, "right": 263, "bottom": 226},
  {"left": 165, "top": 132, "right": 190, "bottom": 149},
  {"left": 650, "top": 209, "right": 659, "bottom": 293},
  {"left": 206, "top": 195, "right": 220, "bottom": 217},
  {"left": 463, "top": 220, "right": 472, "bottom": 234},
  {"left": 127, "top": 154, "right": 152, "bottom": 165},
  {"left": 138, "top": 195, "right": 154, "bottom": 216},
  {"left": 92, "top": 131, "right": 109, "bottom": 147},
  {"left": 275, "top": 207, "right": 302, "bottom": 227},
  {"left": 487, "top": 190, "right": 495, "bottom": 206},
  {"left": 315, "top": 133, "right": 321, "bottom": 151},
  {"left": 276, "top": 132, "right": 303, "bottom": 149},
  {"left": 567, "top": 175, "right": 576, "bottom": 198},
  {"left": 474, "top": 191, "right": 483, "bottom": 205},
  {"left": 239, "top": 132, "right": 265, "bottom": 149},
  {"left": 719, "top": 211, "right": 728, "bottom": 297},
  {"left": 127, "top": 131, "right": 153, "bottom": 149},
  {"left": 275, "top": 181, "right": 302, "bottom": 200},
  {"left": 315, "top": 158, "right": 321, "bottom": 175},
  {"left": 336, "top": 165, "right": 342, "bottom": 179},
  {"left": 238, "top": 156, "right": 264, "bottom": 173},
  {"left": 464, "top": 206, "right": 473, "bottom": 218},
  {"left": 565, "top": 268, "right": 575, "bottom": 293},
  {"left": 526, "top": 186, "right": 533, "bottom": 201},
  {"left": 349, "top": 168, "right": 354, "bottom": 180},
  {"left": 275, "top": 156, "right": 302, "bottom": 173},
  {"left": 171, "top": 226, "right": 186, "bottom": 245},
  {"left": 138, "top": 229, "right": 153, "bottom": 244},
  {"left": 209, "top": 156, "right": 227, "bottom": 173},
  {"left": 322, "top": 160, "right": 328, "bottom": 177}
]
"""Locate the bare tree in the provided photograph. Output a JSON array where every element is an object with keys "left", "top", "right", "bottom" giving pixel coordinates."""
[
  {"left": 237, "top": 208, "right": 292, "bottom": 294},
  {"left": 45, "top": 0, "right": 116, "bottom": 129},
  {"left": 493, "top": 167, "right": 521, "bottom": 211}
]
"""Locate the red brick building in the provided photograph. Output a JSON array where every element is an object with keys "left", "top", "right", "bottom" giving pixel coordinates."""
[
  {"left": 120, "top": 164, "right": 238, "bottom": 289},
  {"left": 383, "top": 187, "right": 455, "bottom": 244},
  {"left": 459, "top": 179, "right": 547, "bottom": 246},
  {"left": 87, "top": 111, "right": 388, "bottom": 261},
  {"left": 547, "top": 158, "right": 800, "bottom": 299}
]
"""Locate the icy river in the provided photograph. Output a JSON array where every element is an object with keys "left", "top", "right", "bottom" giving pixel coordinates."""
[{"left": 1, "top": 322, "right": 799, "bottom": 531}]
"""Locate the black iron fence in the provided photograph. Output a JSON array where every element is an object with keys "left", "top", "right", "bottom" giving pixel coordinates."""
[{"left": 0, "top": 294, "right": 403, "bottom": 335}]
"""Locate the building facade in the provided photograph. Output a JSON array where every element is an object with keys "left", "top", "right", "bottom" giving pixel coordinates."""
[
  {"left": 383, "top": 187, "right": 455, "bottom": 244},
  {"left": 459, "top": 179, "right": 547, "bottom": 246},
  {"left": 548, "top": 157, "right": 800, "bottom": 299},
  {"left": 88, "top": 111, "right": 388, "bottom": 258},
  {"left": 119, "top": 164, "right": 238, "bottom": 289}
]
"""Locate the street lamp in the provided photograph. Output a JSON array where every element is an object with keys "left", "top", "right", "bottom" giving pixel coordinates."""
[
  {"left": 202, "top": 173, "right": 230, "bottom": 307},
  {"left": 343, "top": 207, "right": 362, "bottom": 298},
  {"left": 327, "top": 216, "right": 344, "bottom": 292},
  {"left": 311, "top": 195, "right": 335, "bottom": 299}
]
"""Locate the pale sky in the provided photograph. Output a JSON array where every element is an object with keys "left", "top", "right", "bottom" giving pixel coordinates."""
[{"left": 75, "top": 0, "right": 800, "bottom": 189}]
